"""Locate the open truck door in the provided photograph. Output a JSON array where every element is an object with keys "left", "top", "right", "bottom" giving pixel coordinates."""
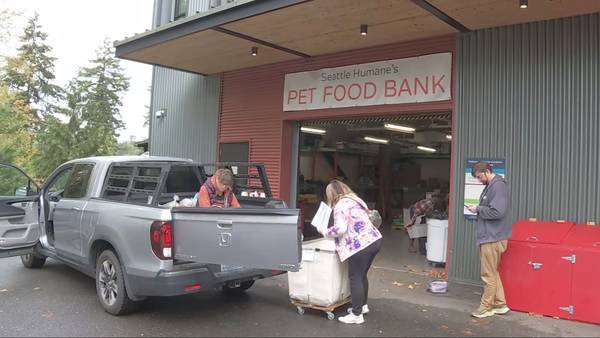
[{"left": 0, "top": 163, "right": 41, "bottom": 258}]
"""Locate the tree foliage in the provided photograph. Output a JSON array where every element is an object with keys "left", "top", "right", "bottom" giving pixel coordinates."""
[
  {"left": 1, "top": 13, "right": 62, "bottom": 121},
  {"left": 1, "top": 13, "right": 133, "bottom": 180},
  {"left": 32, "top": 39, "right": 130, "bottom": 177}
]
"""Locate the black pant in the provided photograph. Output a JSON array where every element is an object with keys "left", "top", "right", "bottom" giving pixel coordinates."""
[{"left": 348, "top": 239, "right": 382, "bottom": 315}]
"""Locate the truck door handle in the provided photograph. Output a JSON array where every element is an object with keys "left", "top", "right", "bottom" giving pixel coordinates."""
[
  {"left": 593, "top": 242, "right": 600, "bottom": 248},
  {"left": 526, "top": 236, "right": 539, "bottom": 242},
  {"left": 217, "top": 220, "right": 233, "bottom": 229},
  {"left": 71, "top": 207, "right": 82, "bottom": 212}
]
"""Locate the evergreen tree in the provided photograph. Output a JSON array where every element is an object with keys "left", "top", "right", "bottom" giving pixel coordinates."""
[
  {"left": 32, "top": 39, "right": 130, "bottom": 177},
  {"left": 70, "top": 39, "right": 129, "bottom": 157},
  {"left": 0, "top": 9, "right": 36, "bottom": 174},
  {"left": 1, "top": 13, "right": 62, "bottom": 120}
]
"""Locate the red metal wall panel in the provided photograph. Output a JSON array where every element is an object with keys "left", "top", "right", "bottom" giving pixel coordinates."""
[{"left": 220, "top": 35, "right": 456, "bottom": 200}]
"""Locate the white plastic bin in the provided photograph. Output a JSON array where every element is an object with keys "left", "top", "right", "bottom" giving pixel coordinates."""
[
  {"left": 426, "top": 219, "right": 449, "bottom": 263},
  {"left": 288, "top": 238, "right": 350, "bottom": 307}
]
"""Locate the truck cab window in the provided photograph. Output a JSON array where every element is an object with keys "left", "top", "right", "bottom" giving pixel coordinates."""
[
  {"left": 165, "top": 166, "right": 202, "bottom": 194},
  {"left": 46, "top": 167, "right": 73, "bottom": 202},
  {"left": 63, "top": 164, "right": 95, "bottom": 199}
]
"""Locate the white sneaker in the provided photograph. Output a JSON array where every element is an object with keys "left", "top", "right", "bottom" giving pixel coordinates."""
[
  {"left": 347, "top": 304, "right": 370, "bottom": 315},
  {"left": 338, "top": 312, "right": 365, "bottom": 324}
]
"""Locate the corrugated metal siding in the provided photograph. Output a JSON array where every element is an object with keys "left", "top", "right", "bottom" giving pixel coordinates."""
[
  {"left": 220, "top": 36, "right": 456, "bottom": 200},
  {"left": 450, "top": 14, "right": 600, "bottom": 284},
  {"left": 150, "top": 67, "right": 220, "bottom": 163},
  {"left": 189, "top": 0, "right": 210, "bottom": 15}
]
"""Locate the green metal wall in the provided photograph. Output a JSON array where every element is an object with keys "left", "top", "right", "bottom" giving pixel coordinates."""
[
  {"left": 148, "top": 0, "right": 220, "bottom": 163},
  {"left": 450, "top": 13, "right": 600, "bottom": 284},
  {"left": 149, "top": 67, "right": 220, "bottom": 162}
]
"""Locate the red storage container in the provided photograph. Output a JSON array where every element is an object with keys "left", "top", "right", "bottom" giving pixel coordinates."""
[
  {"left": 499, "top": 220, "right": 575, "bottom": 317},
  {"left": 562, "top": 224, "right": 600, "bottom": 325}
]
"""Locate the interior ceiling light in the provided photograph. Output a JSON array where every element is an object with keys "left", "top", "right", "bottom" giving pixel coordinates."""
[
  {"left": 519, "top": 0, "right": 528, "bottom": 9},
  {"left": 300, "top": 126, "right": 326, "bottom": 135},
  {"left": 364, "top": 136, "right": 389, "bottom": 144},
  {"left": 251, "top": 46, "right": 258, "bottom": 56},
  {"left": 384, "top": 123, "right": 415, "bottom": 133},
  {"left": 360, "top": 24, "right": 368, "bottom": 36},
  {"left": 417, "top": 145, "right": 437, "bottom": 153},
  {"left": 446, "top": 134, "right": 452, "bottom": 140}
]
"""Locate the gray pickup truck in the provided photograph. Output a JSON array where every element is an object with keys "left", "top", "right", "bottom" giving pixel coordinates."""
[{"left": 0, "top": 156, "right": 301, "bottom": 315}]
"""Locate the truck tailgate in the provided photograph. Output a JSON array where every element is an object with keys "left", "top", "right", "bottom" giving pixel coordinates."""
[{"left": 171, "top": 208, "right": 301, "bottom": 272}]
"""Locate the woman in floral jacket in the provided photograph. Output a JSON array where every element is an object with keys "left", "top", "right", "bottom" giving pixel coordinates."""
[{"left": 322, "top": 180, "right": 382, "bottom": 324}]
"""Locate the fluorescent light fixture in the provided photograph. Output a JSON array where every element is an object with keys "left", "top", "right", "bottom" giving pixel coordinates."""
[
  {"left": 300, "top": 126, "right": 326, "bottom": 135},
  {"left": 384, "top": 123, "right": 415, "bottom": 133},
  {"left": 364, "top": 136, "right": 389, "bottom": 144},
  {"left": 446, "top": 134, "right": 452, "bottom": 140},
  {"left": 360, "top": 24, "right": 368, "bottom": 36},
  {"left": 417, "top": 145, "right": 437, "bottom": 153},
  {"left": 519, "top": 0, "right": 528, "bottom": 9}
]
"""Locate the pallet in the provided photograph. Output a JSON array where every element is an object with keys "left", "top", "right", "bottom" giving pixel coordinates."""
[{"left": 291, "top": 297, "right": 351, "bottom": 320}]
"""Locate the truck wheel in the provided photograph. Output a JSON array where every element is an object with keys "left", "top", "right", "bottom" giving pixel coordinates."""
[
  {"left": 20, "top": 253, "right": 46, "bottom": 269},
  {"left": 221, "top": 280, "right": 255, "bottom": 295},
  {"left": 95, "top": 250, "right": 136, "bottom": 315}
]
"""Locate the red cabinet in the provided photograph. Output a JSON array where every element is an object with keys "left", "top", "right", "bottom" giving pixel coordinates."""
[
  {"left": 563, "top": 225, "right": 600, "bottom": 324},
  {"left": 500, "top": 220, "right": 600, "bottom": 325},
  {"left": 499, "top": 221, "right": 576, "bottom": 319}
]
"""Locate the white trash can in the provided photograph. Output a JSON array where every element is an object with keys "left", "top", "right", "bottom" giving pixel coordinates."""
[{"left": 426, "top": 219, "right": 448, "bottom": 264}]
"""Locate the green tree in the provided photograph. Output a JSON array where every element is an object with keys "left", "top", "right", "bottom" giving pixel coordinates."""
[
  {"left": 1, "top": 13, "right": 62, "bottom": 120},
  {"left": 0, "top": 85, "right": 34, "bottom": 166},
  {"left": 116, "top": 140, "right": 144, "bottom": 156},
  {"left": 32, "top": 39, "right": 130, "bottom": 177},
  {"left": 0, "top": 9, "right": 35, "bottom": 171},
  {"left": 69, "top": 39, "right": 130, "bottom": 157}
]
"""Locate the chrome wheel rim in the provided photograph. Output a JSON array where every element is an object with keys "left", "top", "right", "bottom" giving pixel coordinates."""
[{"left": 99, "top": 260, "right": 118, "bottom": 306}]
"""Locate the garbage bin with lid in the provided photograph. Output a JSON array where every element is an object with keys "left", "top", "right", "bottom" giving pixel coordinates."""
[{"left": 425, "top": 219, "right": 448, "bottom": 265}]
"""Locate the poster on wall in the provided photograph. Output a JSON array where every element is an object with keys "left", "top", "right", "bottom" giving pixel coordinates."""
[
  {"left": 464, "top": 159, "right": 506, "bottom": 220},
  {"left": 283, "top": 52, "right": 452, "bottom": 111}
]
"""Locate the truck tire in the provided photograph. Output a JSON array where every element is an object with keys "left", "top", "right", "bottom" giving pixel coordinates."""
[
  {"left": 20, "top": 253, "right": 46, "bottom": 269},
  {"left": 95, "top": 250, "right": 136, "bottom": 315},
  {"left": 221, "top": 280, "right": 255, "bottom": 295}
]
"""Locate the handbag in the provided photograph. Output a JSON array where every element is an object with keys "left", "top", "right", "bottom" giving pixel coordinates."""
[
  {"left": 345, "top": 195, "right": 382, "bottom": 228},
  {"left": 368, "top": 209, "right": 382, "bottom": 228}
]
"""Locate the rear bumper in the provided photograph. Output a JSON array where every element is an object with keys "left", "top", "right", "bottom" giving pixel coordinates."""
[
  {"left": 127, "top": 264, "right": 214, "bottom": 297},
  {"left": 126, "top": 263, "right": 279, "bottom": 297}
]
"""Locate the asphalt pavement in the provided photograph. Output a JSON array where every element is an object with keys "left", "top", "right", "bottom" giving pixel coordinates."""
[{"left": 0, "top": 257, "right": 598, "bottom": 337}]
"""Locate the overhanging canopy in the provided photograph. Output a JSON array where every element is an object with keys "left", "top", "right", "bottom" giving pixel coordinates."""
[{"left": 115, "top": 0, "right": 600, "bottom": 75}]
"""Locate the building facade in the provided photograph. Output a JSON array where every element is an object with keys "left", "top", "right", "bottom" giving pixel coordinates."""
[{"left": 120, "top": 0, "right": 600, "bottom": 285}]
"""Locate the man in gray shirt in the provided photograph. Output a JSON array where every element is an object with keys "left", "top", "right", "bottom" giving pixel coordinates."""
[{"left": 466, "top": 161, "right": 511, "bottom": 318}]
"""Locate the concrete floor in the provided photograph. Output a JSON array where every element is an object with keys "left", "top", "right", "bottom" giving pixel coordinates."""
[{"left": 375, "top": 223, "right": 446, "bottom": 276}]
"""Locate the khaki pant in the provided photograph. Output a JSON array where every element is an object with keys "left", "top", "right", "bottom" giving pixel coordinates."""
[{"left": 479, "top": 240, "right": 508, "bottom": 310}]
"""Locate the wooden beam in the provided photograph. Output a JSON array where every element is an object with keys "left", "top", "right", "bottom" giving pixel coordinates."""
[
  {"left": 212, "top": 26, "right": 311, "bottom": 58},
  {"left": 411, "top": 0, "right": 471, "bottom": 33}
]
